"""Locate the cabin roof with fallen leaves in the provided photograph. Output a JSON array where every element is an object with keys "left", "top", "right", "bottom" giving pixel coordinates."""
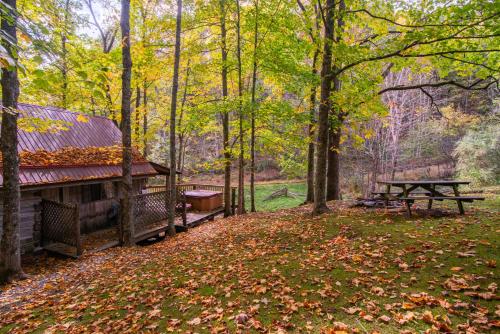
[{"left": 0, "top": 103, "right": 157, "bottom": 187}]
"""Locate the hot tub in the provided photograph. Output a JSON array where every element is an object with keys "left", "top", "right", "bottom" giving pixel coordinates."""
[{"left": 184, "top": 190, "right": 223, "bottom": 211}]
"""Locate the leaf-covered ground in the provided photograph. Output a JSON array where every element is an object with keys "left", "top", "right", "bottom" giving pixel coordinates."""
[{"left": 0, "top": 198, "right": 498, "bottom": 333}]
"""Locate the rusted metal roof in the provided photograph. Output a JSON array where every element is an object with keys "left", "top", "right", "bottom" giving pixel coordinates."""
[{"left": 0, "top": 103, "right": 157, "bottom": 187}]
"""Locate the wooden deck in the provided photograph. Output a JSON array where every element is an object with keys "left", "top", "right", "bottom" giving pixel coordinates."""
[
  {"left": 43, "top": 208, "right": 225, "bottom": 257},
  {"left": 147, "top": 208, "right": 225, "bottom": 234},
  {"left": 134, "top": 208, "right": 225, "bottom": 241}
]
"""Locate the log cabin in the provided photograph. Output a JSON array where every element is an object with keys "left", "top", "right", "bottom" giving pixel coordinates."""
[{"left": 0, "top": 103, "right": 167, "bottom": 254}]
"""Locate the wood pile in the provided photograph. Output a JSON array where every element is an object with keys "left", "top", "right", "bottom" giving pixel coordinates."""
[
  {"left": 264, "top": 188, "right": 301, "bottom": 201},
  {"left": 352, "top": 197, "right": 402, "bottom": 209}
]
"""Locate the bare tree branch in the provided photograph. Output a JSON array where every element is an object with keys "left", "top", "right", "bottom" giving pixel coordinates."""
[
  {"left": 439, "top": 55, "right": 499, "bottom": 72},
  {"left": 336, "top": 13, "right": 499, "bottom": 76},
  {"left": 419, "top": 87, "right": 442, "bottom": 116},
  {"left": 378, "top": 77, "right": 498, "bottom": 95},
  {"left": 347, "top": 9, "right": 499, "bottom": 29}
]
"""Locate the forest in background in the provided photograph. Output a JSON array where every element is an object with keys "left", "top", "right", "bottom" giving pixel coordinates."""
[{"left": 11, "top": 0, "right": 499, "bottom": 197}]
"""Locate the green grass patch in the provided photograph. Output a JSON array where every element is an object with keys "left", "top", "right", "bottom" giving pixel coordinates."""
[{"left": 245, "top": 182, "right": 306, "bottom": 212}]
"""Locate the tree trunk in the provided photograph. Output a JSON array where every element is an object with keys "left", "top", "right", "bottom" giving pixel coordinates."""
[
  {"left": 60, "top": 0, "right": 71, "bottom": 109},
  {"left": 326, "top": 77, "right": 342, "bottom": 200},
  {"left": 168, "top": 0, "right": 182, "bottom": 236},
  {"left": 305, "top": 48, "right": 319, "bottom": 203},
  {"left": 249, "top": 0, "right": 259, "bottom": 212},
  {"left": 0, "top": 0, "right": 25, "bottom": 283},
  {"left": 236, "top": 0, "right": 245, "bottom": 215},
  {"left": 181, "top": 136, "right": 188, "bottom": 175},
  {"left": 391, "top": 157, "right": 398, "bottom": 180},
  {"left": 298, "top": 0, "right": 320, "bottom": 204},
  {"left": 120, "top": 0, "right": 134, "bottom": 246},
  {"left": 219, "top": 0, "right": 232, "bottom": 217},
  {"left": 61, "top": 37, "right": 68, "bottom": 108},
  {"left": 326, "top": 0, "right": 345, "bottom": 201},
  {"left": 135, "top": 85, "right": 141, "bottom": 138},
  {"left": 313, "top": 0, "right": 335, "bottom": 215},
  {"left": 177, "top": 132, "right": 184, "bottom": 181},
  {"left": 326, "top": 122, "right": 342, "bottom": 200},
  {"left": 106, "top": 85, "right": 118, "bottom": 126},
  {"left": 177, "top": 60, "right": 190, "bottom": 182},
  {"left": 143, "top": 84, "right": 149, "bottom": 157},
  {"left": 369, "top": 161, "right": 379, "bottom": 195}
]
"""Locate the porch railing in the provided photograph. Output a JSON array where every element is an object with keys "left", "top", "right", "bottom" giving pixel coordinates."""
[
  {"left": 133, "top": 191, "right": 169, "bottom": 235},
  {"left": 146, "top": 184, "right": 237, "bottom": 214},
  {"left": 41, "top": 199, "right": 82, "bottom": 257},
  {"left": 177, "top": 183, "right": 225, "bottom": 192}
]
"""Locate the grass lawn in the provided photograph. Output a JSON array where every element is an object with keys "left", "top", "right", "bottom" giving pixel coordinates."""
[
  {"left": 1, "top": 192, "right": 498, "bottom": 333},
  {"left": 246, "top": 182, "right": 306, "bottom": 212}
]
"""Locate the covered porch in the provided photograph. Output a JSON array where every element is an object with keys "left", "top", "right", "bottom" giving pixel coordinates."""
[{"left": 41, "top": 184, "right": 235, "bottom": 258}]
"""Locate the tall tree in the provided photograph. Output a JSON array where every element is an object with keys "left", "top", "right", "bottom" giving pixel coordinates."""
[
  {"left": 326, "top": 0, "right": 345, "bottom": 201},
  {"left": 219, "top": 0, "right": 231, "bottom": 217},
  {"left": 60, "top": 0, "right": 71, "bottom": 109},
  {"left": 313, "top": 0, "right": 335, "bottom": 215},
  {"left": 0, "top": 0, "right": 25, "bottom": 282},
  {"left": 235, "top": 0, "right": 245, "bottom": 214},
  {"left": 297, "top": 0, "right": 320, "bottom": 203},
  {"left": 120, "top": 0, "right": 134, "bottom": 246},
  {"left": 306, "top": 48, "right": 319, "bottom": 203},
  {"left": 249, "top": 0, "right": 258, "bottom": 212},
  {"left": 134, "top": 85, "right": 141, "bottom": 138},
  {"left": 142, "top": 83, "right": 148, "bottom": 157},
  {"left": 177, "top": 60, "right": 190, "bottom": 179},
  {"left": 168, "top": 0, "right": 183, "bottom": 236}
]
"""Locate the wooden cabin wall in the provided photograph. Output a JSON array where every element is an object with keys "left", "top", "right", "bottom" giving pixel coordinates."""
[
  {"left": 79, "top": 198, "right": 118, "bottom": 233},
  {"left": 103, "top": 182, "right": 116, "bottom": 199},
  {"left": 0, "top": 190, "right": 42, "bottom": 254},
  {"left": 66, "top": 186, "right": 81, "bottom": 202},
  {"left": 133, "top": 178, "right": 147, "bottom": 194},
  {"left": 0, "top": 178, "right": 151, "bottom": 254},
  {"left": 41, "top": 188, "right": 60, "bottom": 201}
]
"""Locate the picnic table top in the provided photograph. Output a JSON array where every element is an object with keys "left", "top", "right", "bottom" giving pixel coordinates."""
[
  {"left": 185, "top": 190, "right": 223, "bottom": 198},
  {"left": 377, "top": 180, "right": 470, "bottom": 186}
]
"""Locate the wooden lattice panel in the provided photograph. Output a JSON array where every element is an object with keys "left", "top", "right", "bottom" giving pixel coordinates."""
[
  {"left": 41, "top": 199, "right": 80, "bottom": 251},
  {"left": 133, "top": 191, "right": 169, "bottom": 233}
]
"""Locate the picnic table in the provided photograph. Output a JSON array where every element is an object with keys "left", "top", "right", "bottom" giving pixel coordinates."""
[{"left": 376, "top": 180, "right": 484, "bottom": 215}]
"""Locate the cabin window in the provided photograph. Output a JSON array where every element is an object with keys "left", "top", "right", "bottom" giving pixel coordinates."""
[{"left": 81, "top": 184, "right": 103, "bottom": 203}]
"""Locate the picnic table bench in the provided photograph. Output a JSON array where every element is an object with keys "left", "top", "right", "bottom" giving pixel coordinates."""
[{"left": 377, "top": 180, "right": 485, "bottom": 215}]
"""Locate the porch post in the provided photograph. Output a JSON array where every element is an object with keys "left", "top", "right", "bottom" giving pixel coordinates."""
[
  {"left": 118, "top": 198, "right": 126, "bottom": 245},
  {"left": 74, "top": 203, "right": 82, "bottom": 257},
  {"left": 231, "top": 187, "right": 236, "bottom": 215}
]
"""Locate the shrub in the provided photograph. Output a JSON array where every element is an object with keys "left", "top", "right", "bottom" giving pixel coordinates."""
[{"left": 453, "top": 120, "right": 500, "bottom": 186}]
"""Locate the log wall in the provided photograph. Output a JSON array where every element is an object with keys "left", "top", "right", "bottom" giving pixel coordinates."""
[
  {"left": 0, "top": 177, "right": 148, "bottom": 254},
  {"left": 79, "top": 198, "right": 118, "bottom": 233},
  {"left": 0, "top": 190, "right": 42, "bottom": 254}
]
